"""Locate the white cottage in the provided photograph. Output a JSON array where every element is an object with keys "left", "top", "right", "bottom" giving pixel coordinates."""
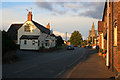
[{"left": 8, "top": 11, "right": 56, "bottom": 50}]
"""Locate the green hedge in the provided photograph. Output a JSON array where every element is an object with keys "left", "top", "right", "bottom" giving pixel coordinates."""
[{"left": 2, "top": 31, "right": 17, "bottom": 56}]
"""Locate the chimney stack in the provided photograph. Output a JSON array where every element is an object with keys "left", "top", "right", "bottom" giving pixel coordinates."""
[
  {"left": 46, "top": 23, "right": 50, "bottom": 29},
  {"left": 27, "top": 12, "right": 32, "bottom": 21}
]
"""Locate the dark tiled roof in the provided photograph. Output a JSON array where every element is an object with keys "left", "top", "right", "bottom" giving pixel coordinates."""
[
  {"left": 20, "top": 35, "right": 39, "bottom": 39},
  {"left": 102, "top": 2, "right": 107, "bottom": 21},
  {"left": 32, "top": 20, "right": 50, "bottom": 34},
  {"left": 50, "top": 34, "right": 56, "bottom": 37},
  {"left": 7, "top": 20, "right": 56, "bottom": 40},
  {"left": 7, "top": 24, "right": 23, "bottom": 40}
]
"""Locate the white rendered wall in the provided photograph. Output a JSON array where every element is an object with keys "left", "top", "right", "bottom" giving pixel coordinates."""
[
  {"left": 20, "top": 39, "right": 39, "bottom": 50},
  {"left": 18, "top": 21, "right": 40, "bottom": 45}
]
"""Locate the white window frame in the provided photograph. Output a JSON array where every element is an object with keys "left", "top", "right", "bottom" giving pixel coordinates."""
[{"left": 114, "top": 23, "right": 117, "bottom": 46}]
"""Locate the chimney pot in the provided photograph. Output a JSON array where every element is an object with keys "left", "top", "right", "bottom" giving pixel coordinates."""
[
  {"left": 46, "top": 22, "right": 50, "bottom": 29},
  {"left": 27, "top": 11, "right": 32, "bottom": 21}
]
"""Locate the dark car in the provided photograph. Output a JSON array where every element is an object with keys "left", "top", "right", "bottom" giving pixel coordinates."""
[{"left": 67, "top": 45, "right": 74, "bottom": 50}]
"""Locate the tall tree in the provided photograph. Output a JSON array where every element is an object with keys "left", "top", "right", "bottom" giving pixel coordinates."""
[
  {"left": 82, "top": 40, "right": 87, "bottom": 46},
  {"left": 56, "top": 36, "right": 64, "bottom": 46},
  {"left": 70, "top": 31, "right": 83, "bottom": 46}
]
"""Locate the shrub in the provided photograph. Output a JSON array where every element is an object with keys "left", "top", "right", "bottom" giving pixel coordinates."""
[
  {"left": 100, "top": 49, "right": 103, "bottom": 53},
  {"left": 102, "top": 51, "right": 105, "bottom": 54},
  {"left": 2, "top": 31, "right": 17, "bottom": 56}
]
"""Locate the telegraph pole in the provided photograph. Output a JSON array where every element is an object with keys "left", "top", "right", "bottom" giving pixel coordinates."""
[{"left": 66, "top": 32, "right": 67, "bottom": 45}]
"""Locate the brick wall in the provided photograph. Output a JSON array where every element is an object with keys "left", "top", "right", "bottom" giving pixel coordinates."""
[
  {"left": 103, "top": 9, "right": 107, "bottom": 52},
  {"left": 117, "top": 1, "right": 120, "bottom": 51},
  {"left": 98, "top": 21, "right": 104, "bottom": 52},
  {"left": 113, "top": 1, "right": 120, "bottom": 74},
  {"left": 117, "top": 1, "right": 120, "bottom": 73},
  {"left": 98, "top": 21, "right": 103, "bottom": 32},
  {"left": 98, "top": 1, "right": 120, "bottom": 74}
]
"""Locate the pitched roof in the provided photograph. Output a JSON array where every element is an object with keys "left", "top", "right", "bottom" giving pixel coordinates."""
[
  {"left": 20, "top": 35, "right": 39, "bottom": 39},
  {"left": 7, "top": 24, "right": 23, "bottom": 40},
  {"left": 102, "top": 2, "right": 107, "bottom": 21},
  {"left": 50, "top": 34, "right": 56, "bottom": 37},
  {"left": 32, "top": 20, "right": 50, "bottom": 34},
  {"left": 7, "top": 20, "right": 55, "bottom": 41}
]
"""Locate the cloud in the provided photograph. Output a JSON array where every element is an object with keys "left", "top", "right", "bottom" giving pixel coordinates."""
[
  {"left": 78, "top": 2, "right": 105, "bottom": 19},
  {"left": 2, "top": 3, "right": 40, "bottom": 31},
  {"left": 63, "top": 2, "right": 82, "bottom": 10},
  {"left": 36, "top": 2, "right": 68, "bottom": 15},
  {"left": 2, "top": 2, "right": 100, "bottom": 39},
  {"left": 2, "top": 8, "right": 25, "bottom": 31},
  {"left": 35, "top": 2, "right": 105, "bottom": 19},
  {"left": 36, "top": 2, "right": 54, "bottom": 11},
  {"left": 53, "top": 31, "right": 71, "bottom": 40},
  {"left": 82, "top": 36, "right": 87, "bottom": 40},
  {"left": 51, "top": 13, "right": 57, "bottom": 16}
]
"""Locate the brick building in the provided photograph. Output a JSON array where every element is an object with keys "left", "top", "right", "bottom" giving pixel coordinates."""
[{"left": 98, "top": 0, "right": 120, "bottom": 77}]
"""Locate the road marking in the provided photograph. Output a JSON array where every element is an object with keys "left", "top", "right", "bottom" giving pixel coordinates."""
[{"left": 55, "top": 68, "right": 66, "bottom": 78}]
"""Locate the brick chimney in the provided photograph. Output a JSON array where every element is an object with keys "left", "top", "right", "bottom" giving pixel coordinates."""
[
  {"left": 46, "top": 23, "right": 50, "bottom": 29},
  {"left": 27, "top": 12, "right": 32, "bottom": 21}
]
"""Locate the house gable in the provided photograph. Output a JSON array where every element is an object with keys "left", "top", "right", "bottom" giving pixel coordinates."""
[
  {"left": 7, "top": 24, "right": 23, "bottom": 41},
  {"left": 17, "top": 21, "right": 41, "bottom": 44},
  {"left": 18, "top": 21, "right": 41, "bottom": 35}
]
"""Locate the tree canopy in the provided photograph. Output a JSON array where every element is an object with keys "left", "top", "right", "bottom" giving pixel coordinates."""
[
  {"left": 82, "top": 40, "right": 87, "bottom": 46},
  {"left": 70, "top": 31, "right": 83, "bottom": 46},
  {"left": 56, "top": 36, "right": 64, "bottom": 46}
]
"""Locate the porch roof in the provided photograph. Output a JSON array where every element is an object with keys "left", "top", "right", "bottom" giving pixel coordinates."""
[{"left": 20, "top": 35, "right": 39, "bottom": 39}]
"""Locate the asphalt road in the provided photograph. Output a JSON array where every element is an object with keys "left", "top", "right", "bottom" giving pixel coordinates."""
[{"left": 3, "top": 47, "right": 91, "bottom": 78}]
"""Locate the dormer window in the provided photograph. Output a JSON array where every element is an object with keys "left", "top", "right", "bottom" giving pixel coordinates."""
[
  {"left": 24, "top": 23, "right": 34, "bottom": 32},
  {"left": 25, "top": 25, "right": 30, "bottom": 32}
]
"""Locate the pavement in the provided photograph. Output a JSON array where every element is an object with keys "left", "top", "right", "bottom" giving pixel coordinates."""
[{"left": 60, "top": 50, "right": 115, "bottom": 78}]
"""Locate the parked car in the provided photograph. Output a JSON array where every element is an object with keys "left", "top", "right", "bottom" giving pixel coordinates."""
[
  {"left": 67, "top": 45, "right": 74, "bottom": 50},
  {"left": 84, "top": 45, "right": 88, "bottom": 48},
  {"left": 78, "top": 45, "right": 81, "bottom": 48},
  {"left": 96, "top": 45, "right": 99, "bottom": 49},
  {"left": 92, "top": 45, "right": 96, "bottom": 49}
]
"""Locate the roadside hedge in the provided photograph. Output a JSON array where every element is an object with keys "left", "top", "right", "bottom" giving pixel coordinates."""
[{"left": 2, "top": 31, "right": 17, "bottom": 56}]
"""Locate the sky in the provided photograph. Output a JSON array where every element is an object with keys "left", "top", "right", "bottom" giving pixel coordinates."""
[{"left": 1, "top": 1, "right": 105, "bottom": 40}]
